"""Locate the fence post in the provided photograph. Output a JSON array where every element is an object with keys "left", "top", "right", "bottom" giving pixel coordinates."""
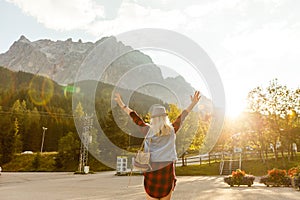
[{"left": 200, "top": 157, "right": 202, "bottom": 165}]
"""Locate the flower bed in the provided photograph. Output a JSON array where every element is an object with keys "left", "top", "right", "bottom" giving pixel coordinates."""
[
  {"left": 291, "top": 176, "right": 300, "bottom": 190},
  {"left": 288, "top": 166, "right": 300, "bottom": 190},
  {"left": 259, "top": 168, "right": 291, "bottom": 187},
  {"left": 224, "top": 169, "right": 255, "bottom": 187}
]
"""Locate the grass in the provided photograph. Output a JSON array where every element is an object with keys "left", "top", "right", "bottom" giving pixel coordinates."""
[
  {"left": 3, "top": 152, "right": 300, "bottom": 176},
  {"left": 176, "top": 162, "right": 220, "bottom": 176},
  {"left": 2, "top": 152, "right": 112, "bottom": 172},
  {"left": 175, "top": 155, "right": 300, "bottom": 176},
  {"left": 3, "top": 152, "right": 57, "bottom": 172},
  {"left": 242, "top": 157, "right": 300, "bottom": 176}
]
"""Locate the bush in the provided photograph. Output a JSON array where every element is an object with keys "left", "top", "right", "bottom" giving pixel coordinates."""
[
  {"left": 288, "top": 166, "right": 300, "bottom": 189},
  {"left": 224, "top": 169, "right": 255, "bottom": 187},
  {"left": 268, "top": 168, "right": 287, "bottom": 182},
  {"left": 32, "top": 153, "right": 41, "bottom": 170},
  {"left": 259, "top": 168, "right": 291, "bottom": 187},
  {"left": 288, "top": 166, "right": 300, "bottom": 178}
]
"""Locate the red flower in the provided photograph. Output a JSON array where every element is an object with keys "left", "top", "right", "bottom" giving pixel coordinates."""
[
  {"left": 232, "top": 169, "right": 246, "bottom": 178},
  {"left": 288, "top": 167, "right": 300, "bottom": 177}
]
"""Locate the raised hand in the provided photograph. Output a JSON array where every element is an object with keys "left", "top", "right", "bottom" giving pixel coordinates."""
[
  {"left": 190, "top": 91, "right": 201, "bottom": 105},
  {"left": 114, "top": 93, "right": 132, "bottom": 114},
  {"left": 186, "top": 91, "right": 201, "bottom": 112}
]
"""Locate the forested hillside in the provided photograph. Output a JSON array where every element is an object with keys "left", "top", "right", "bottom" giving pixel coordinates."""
[{"left": 0, "top": 67, "right": 167, "bottom": 165}]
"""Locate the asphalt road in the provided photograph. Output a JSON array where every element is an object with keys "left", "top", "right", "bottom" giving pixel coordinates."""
[{"left": 0, "top": 172, "right": 299, "bottom": 200}]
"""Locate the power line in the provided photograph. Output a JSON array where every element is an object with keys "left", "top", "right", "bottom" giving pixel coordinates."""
[{"left": 0, "top": 111, "right": 80, "bottom": 119}]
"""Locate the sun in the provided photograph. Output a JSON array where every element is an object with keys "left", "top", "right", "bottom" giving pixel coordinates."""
[{"left": 226, "top": 100, "right": 246, "bottom": 119}]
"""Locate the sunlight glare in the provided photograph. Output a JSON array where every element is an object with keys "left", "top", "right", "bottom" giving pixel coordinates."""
[{"left": 226, "top": 100, "right": 246, "bottom": 119}]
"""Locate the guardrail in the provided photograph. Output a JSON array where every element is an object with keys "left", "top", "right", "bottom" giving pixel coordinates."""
[{"left": 175, "top": 153, "right": 223, "bottom": 167}]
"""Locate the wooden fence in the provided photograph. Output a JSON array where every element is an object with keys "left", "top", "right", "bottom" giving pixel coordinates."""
[{"left": 175, "top": 153, "right": 222, "bottom": 167}]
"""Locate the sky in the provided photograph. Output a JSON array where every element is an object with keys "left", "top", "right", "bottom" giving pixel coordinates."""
[{"left": 0, "top": 0, "right": 299, "bottom": 117}]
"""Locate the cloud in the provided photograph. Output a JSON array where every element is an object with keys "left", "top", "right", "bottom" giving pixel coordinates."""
[
  {"left": 128, "top": 0, "right": 201, "bottom": 11},
  {"left": 7, "top": 0, "right": 104, "bottom": 30},
  {"left": 184, "top": 0, "right": 240, "bottom": 18},
  {"left": 6, "top": 0, "right": 188, "bottom": 35},
  {"left": 85, "top": 1, "right": 187, "bottom": 37},
  {"left": 5, "top": 0, "right": 300, "bottom": 112},
  {"left": 221, "top": 22, "right": 300, "bottom": 87}
]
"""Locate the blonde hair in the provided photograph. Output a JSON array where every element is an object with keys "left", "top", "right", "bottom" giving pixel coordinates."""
[{"left": 150, "top": 115, "right": 173, "bottom": 136}]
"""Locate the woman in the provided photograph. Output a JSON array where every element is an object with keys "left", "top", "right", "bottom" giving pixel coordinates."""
[{"left": 115, "top": 91, "right": 201, "bottom": 200}]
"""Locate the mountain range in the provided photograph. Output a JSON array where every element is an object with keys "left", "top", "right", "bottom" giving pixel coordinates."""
[{"left": 0, "top": 35, "right": 212, "bottom": 110}]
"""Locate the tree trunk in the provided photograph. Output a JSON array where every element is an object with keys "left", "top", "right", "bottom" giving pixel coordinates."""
[
  {"left": 265, "top": 146, "right": 268, "bottom": 162},
  {"left": 288, "top": 143, "right": 292, "bottom": 161},
  {"left": 259, "top": 132, "right": 265, "bottom": 163},
  {"left": 274, "top": 148, "right": 278, "bottom": 162},
  {"left": 281, "top": 148, "right": 285, "bottom": 161}
]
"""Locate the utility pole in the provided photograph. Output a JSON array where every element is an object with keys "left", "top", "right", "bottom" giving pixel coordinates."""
[
  {"left": 78, "top": 114, "right": 93, "bottom": 174},
  {"left": 40, "top": 127, "right": 48, "bottom": 153}
]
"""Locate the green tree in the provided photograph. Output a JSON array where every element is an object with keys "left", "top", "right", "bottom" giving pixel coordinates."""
[
  {"left": 246, "top": 79, "right": 300, "bottom": 162},
  {"left": 101, "top": 109, "right": 128, "bottom": 149},
  {"left": 10, "top": 99, "right": 31, "bottom": 152},
  {"left": 32, "top": 153, "right": 41, "bottom": 171},
  {"left": 27, "top": 107, "right": 41, "bottom": 151},
  {"left": 0, "top": 114, "right": 14, "bottom": 164},
  {"left": 74, "top": 102, "right": 84, "bottom": 117},
  {"left": 265, "top": 79, "right": 294, "bottom": 161},
  {"left": 13, "top": 118, "right": 22, "bottom": 153},
  {"left": 167, "top": 104, "right": 181, "bottom": 122},
  {"left": 57, "top": 132, "right": 80, "bottom": 168},
  {"left": 189, "top": 120, "right": 207, "bottom": 152}
]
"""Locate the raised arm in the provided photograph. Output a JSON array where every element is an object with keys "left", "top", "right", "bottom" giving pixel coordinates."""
[
  {"left": 186, "top": 91, "right": 201, "bottom": 113},
  {"left": 172, "top": 91, "right": 201, "bottom": 133},
  {"left": 114, "top": 93, "right": 149, "bottom": 135},
  {"left": 114, "top": 93, "right": 133, "bottom": 115}
]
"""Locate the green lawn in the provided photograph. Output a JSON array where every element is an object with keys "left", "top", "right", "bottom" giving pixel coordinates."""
[
  {"left": 175, "top": 156, "right": 300, "bottom": 176},
  {"left": 2, "top": 152, "right": 111, "bottom": 172},
  {"left": 3, "top": 152, "right": 300, "bottom": 176},
  {"left": 242, "top": 157, "right": 300, "bottom": 176},
  {"left": 175, "top": 162, "right": 220, "bottom": 176},
  {"left": 3, "top": 152, "right": 57, "bottom": 172}
]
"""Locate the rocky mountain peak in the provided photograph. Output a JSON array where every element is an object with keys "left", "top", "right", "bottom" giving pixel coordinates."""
[{"left": 18, "top": 35, "right": 31, "bottom": 43}]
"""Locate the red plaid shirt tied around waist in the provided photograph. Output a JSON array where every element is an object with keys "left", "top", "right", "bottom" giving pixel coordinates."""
[{"left": 144, "top": 162, "right": 176, "bottom": 198}]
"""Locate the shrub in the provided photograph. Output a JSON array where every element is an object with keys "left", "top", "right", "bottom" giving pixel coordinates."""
[
  {"left": 224, "top": 169, "right": 255, "bottom": 187},
  {"left": 288, "top": 166, "right": 300, "bottom": 178},
  {"left": 232, "top": 169, "right": 246, "bottom": 184},
  {"left": 260, "top": 168, "right": 291, "bottom": 187},
  {"left": 288, "top": 166, "right": 300, "bottom": 189},
  {"left": 267, "top": 168, "right": 286, "bottom": 182}
]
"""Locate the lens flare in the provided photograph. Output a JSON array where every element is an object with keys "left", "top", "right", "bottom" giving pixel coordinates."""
[
  {"left": 63, "top": 85, "right": 80, "bottom": 97},
  {"left": 28, "top": 75, "right": 54, "bottom": 106},
  {"left": 72, "top": 28, "right": 225, "bottom": 170}
]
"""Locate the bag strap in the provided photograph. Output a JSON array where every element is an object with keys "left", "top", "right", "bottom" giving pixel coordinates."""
[
  {"left": 128, "top": 128, "right": 152, "bottom": 187},
  {"left": 139, "top": 129, "right": 151, "bottom": 153}
]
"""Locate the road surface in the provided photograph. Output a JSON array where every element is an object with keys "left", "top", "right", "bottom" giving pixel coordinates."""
[{"left": 0, "top": 172, "right": 299, "bottom": 200}]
